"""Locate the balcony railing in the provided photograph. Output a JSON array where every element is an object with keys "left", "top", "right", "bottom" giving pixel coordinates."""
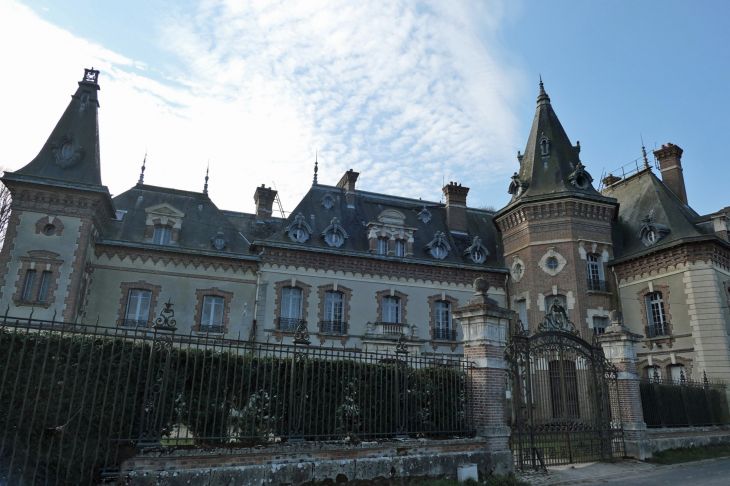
[
  {"left": 199, "top": 325, "right": 223, "bottom": 334},
  {"left": 278, "top": 317, "right": 304, "bottom": 332},
  {"left": 321, "top": 320, "right": 346, "bottom": 334},
  {"left": 433, "top": 328, "right": 457, "bottom": 341},
  {"left": 375, "top": 321, "right": 408, "bottom": 338},
  {"left": 587, "top": 278, "right": 608, "bottom": 292},
  {"left": 646, "top": 324, "right": 670, "bottom": 338},
  {"left": 119, "top": 318, "right": 150, "bottom": 328}
]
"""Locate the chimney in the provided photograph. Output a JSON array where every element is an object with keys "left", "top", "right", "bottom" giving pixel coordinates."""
[
  {"left": 602, "top": 173, "right": 622, "bottom": 187},
  {"left": 443, "top": 182, "right": 470, "bottom": 233},
  {"left": 654, "top": 143, "right": 688, "bottom": 205},
  {"left": 336, "top": 169, "right": 359, "bottom": 208},
  {"left": 253, "top": 184, "right": 277, "bottom": 221}
]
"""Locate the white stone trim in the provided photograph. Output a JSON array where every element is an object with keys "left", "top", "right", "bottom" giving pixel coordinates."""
[
  {"left": 586, "top": 307, "right": 610, "bottom": 328},
  {"left": 512, "top": 290, "right": 530, "bottom": 310},
  {"left": 538, "top": 247, "right": 567, "bottom": 276},
  {"left": 510, "top": 255, "right": 526, "bottom": 282}
]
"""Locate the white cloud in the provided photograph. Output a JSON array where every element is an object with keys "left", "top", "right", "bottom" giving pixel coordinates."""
[{"left": 0, "top": 0, "right": 523, "bottom": 214}]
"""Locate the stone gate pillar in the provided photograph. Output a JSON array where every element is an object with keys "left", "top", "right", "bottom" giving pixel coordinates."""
[
  {"left": 452, "top": 278, "right": 514, "bottom": 474},
  {"left": 597, "top": 310, "right": 651, "bottom": 460}
]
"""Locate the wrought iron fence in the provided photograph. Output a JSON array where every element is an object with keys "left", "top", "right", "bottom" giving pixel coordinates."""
[
  {"left": 278, "top": 317, "right": 303, "bottom": 331},
  {"left": 0, "top": 311, "right": 472, "bottom": 486},
  {"left": 321, "top": 320, "right": 345, "bottom": 334},
  {"left": 640, "top": 371, "right": 730, "bottom": 428}
]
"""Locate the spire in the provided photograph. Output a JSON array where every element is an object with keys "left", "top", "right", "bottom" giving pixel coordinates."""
[
  {"left": 138, "top": 151, "right": 146, "bottom": 184},
  {"left": 641, "top": 135, "right": 650, "bottom": 169},
  {"left": 537, "top": 75, "right": 550, "bottom": 105},
  {"left": 14, "top": 68, "right": 103, "bottom": 186},
  {"left": 313, "top": 150, "right": 319, "bottom": 185},
  {"left": 203, "top": 163, "right": 209, "bottom": 195}
]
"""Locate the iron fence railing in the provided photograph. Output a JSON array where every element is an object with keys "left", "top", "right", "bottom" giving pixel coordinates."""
[
  {"left": 640, "top": 372, "right": 730, "bottom": 428},
  {"left": 0, "top": 311, "right": 472, "bottom": 486},
  {"left": 433, "top": 328, "right": 457, "bottom": 341},
  {"left": 320, "top": 320, "right": 345, "bottom": 334},
  {"left": 118, "top": 318, "right": 150, "bottom": 328},
  {"left": 587, "top": 279, "right": 608, "bottom": 292},
  {"left": 278, "top": 317, "right": 303, "bottom": 331}
]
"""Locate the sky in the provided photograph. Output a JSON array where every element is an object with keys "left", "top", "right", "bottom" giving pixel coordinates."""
[{"left": 0, "top": 0, "right": 728, "bottom": 216}]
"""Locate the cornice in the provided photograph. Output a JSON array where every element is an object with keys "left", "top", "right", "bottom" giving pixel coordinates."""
[{"left": 495, "top": 198, "right": 617, "bottom": 233}]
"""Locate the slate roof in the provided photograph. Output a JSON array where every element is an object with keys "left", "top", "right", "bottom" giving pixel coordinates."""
[
  {"left": 100, "top": 184, "right": 259, "bottom": 258},
  {"left": 601, "top": 168, "right": 726, "bottom": 262},
  {"left": 13, "top": 71, "right": 103, "bottom": 188},
  {"left": 252, "top": 184, "right": 505, "bottom": 271},
  {"left": 496, "top": 81, "right": 615, "bottom": 217}
]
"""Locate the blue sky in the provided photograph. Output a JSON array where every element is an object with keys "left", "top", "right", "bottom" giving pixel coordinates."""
[{"left": 1, "top": 0, "right": 728, "bottom": 216}]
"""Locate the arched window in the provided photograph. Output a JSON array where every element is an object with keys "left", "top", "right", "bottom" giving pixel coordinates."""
[
  {"left": 645, "top": 292, "right": 668, "bottom": 337},
  {"left": 383, "top": 296, "right": 401, "bottom": 323},
  {"left": 434, "top": 301, "right": 453, "bottom": 340},
  {"left": 670, "top": 364, "right": 686, "bottom": 384},
  {"left": 586, "top": 254, "right": 605, "bottom": 290},
  {"left": 646, "top": 365, "right": 663, "bottom": 382},
  {"left": 280, "top": 287, "right": 303, "bottom": 331},
  {"left": 152, "top": 226, "right": 172, "bottom": 245},
  {"left": 323, "top": 291, "right": 345, "bottom": 334}
]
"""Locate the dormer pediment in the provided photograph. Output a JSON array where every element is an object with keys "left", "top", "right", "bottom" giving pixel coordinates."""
[
  {"left": 145, "top": 203, "right": 185, "bottom": 219},
  {"left": 144, "top": 203, "right": 185, "bottom": 239},
  {"left": 378, "top": 209, "right": 407, "bottom": 226}
]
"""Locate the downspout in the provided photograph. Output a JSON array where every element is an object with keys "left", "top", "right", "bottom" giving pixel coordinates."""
[
  {"left": 504, "top": 274, "right": 512, "bottom": 334},
  {"left": 611, "top": 266, "right": 622, "bottom": 313},
  {"left": 249, "top": 248, "right": 265, "bottom": 342}
]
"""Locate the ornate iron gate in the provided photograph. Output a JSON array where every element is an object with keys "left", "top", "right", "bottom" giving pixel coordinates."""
[{"left": 506, "top": 303, "right": 624, "bottom": 469}]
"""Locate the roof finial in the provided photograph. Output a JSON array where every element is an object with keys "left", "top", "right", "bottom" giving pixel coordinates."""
[
  {"left": 138, "top": 150, "right": 146, "bottom": 184},
  {"left": 537, "top": 74, "right": 550, "bottom": 105},
  {"left": 641, "top": 134, "right": 650, "bottom": 169},
  {"left": 313, "top": 150, "right": 319, "bottom": 185},
  {"left": 203, "top": 162, "right": 209, "bottom": 195}
]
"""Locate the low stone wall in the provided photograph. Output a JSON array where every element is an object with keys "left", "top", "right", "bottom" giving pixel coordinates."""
[
  {"left": 646, "top": 426, "right": 730, "bottom": 454},
  {"left": 116, "top": 438, "right": 513, "bottom": 486}
]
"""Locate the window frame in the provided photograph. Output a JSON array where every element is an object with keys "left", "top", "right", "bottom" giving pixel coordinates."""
[
  {"left": 377, "top": 238, "right": 388, "bottom": 255},
  {"left": 517, "top": 299, "right": 528, "bottom": 331},
  {"left": 382, "top": 296, "right": 401, "bottom": 323},
  {"left": 394, "top": 240, "right": 406, "bottom": 257},
  {"left": 645, "top": 292, "right": 669, "bottom": 337},
  {"left": 124, "top": 289, "right": 153, "bottom": 326},
  {"left": 152, "top": 226, "right": 172, "bottom": 245},
  {"left": 21, "top": 270, "right": 37, "bottom": 301},
  {"left": 201, "top": 295, "right": 225, "bottom": 331},
  {"left": 37, "top": 271, "right": 52, "bottom": 303},
  {"left": 592, "top": 316, "right": 608, "bottom": 335}
]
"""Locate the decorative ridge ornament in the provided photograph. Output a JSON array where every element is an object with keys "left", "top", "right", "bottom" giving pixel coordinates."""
[
  {"left": 508, "top": 172, "right": 529, "bottom": 197},
  {"left": 424, "top": 231, "right": 451, "bottom": 259},
  {"left": 51, "top": 133, "right": 85, "bottom": 170},
  {"left": 568, "top": 161, "right": 594, "bottom": 190},
  {"left": 537, "top": 298, "right": 580, "bottom": 335},
  {"left": 321, "top": 217, "right": 348, "bottom": 247},
  {"left": 138, "top": 151, "right": 146, "bottom": 184},
  {"left": 285, "top": 212, "right": 314, "bottom": 243},
  {"left": 417, "top": 205, "right": 432, "bottom": 224},
  {"left": 637, "top": 210, "right": 670, "bottom": 247},
  {"left": 463, "top": 236, "right": 489, "bottom": 264},
  {"left": 321, "top": 192, "right": 335, "bottom": 209},
  {"left": 82, "top": 68, "right": 100, "bottom": 84},
  {"left": 211, "top": 229, "right": 228, "bottom": 250}
]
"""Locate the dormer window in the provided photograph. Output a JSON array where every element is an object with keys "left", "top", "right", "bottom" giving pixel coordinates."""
[
  {"left": 285, "top": 212, "right": 313, "bottom": 243},
  {"left": 395, "top": 240, "right": 406, "bottom": 257},
  {"left": 152, "top": 226, "right": 172, "bottom": 245},
  {"left": 425, "top": 231, "right": 451, "bottom": 260},
  {"left": 377, "top": 238, "right": 388, "bottom": 255},
  {"left": 463, "top": 236, "right": 489, "bottom": 264},
  {"left": 321, "top": 217, "right": 348, "bottom": 248},
  {"left": 367, "top": 209, "right": 416, "bottom": 257},
  {"left": 638, "top": 210, "right": 670, "bottom": 247}
]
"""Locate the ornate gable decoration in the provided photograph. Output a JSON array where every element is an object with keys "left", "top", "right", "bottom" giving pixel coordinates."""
[
  {"left": 321, "top": 192, "right": 335, "bottom": 210},
  {"left": 321, "top": 217, "right": 348, "bottom": 247},
  {"left": 51, "top": 133, "right": 85, "bottom": 170},
  {"left": 425, "top": 231, "right": 451, "bottom": 260},
  {"left": 285, "top": 212, "right": 313, "bottom": 243},
  {"left": 568, "top": 161, "right": 594, "bottom": 190},
  {"left": 144, "top": 203, "right": 185, "bottom": 228},
  {"left": 637, "top": 210, "right": 670, "bottom": 247},
  {"left": 366, "top": 209, "right": 417, "bottom": 256},
  {"left": 463, "top": 236, "right": 489, "bottom": 264},
  {"left": 417, "top": 206, "right": 432, "bottom": 224},
  {"left": 508, "top": 172, "right": 529, "bottom": 198},
  {"left": 211, "top": 230, "right": 228, "bottom": 250}
]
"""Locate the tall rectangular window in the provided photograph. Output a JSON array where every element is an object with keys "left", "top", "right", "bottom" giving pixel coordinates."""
[
  {"left": 645, "top": 292, "right": 668, "bottom": 336},
  {"left": 377, "top": 238, "right": 388, "bottom": 255},
  {"left": 125, "top": 289, "right": 152, "bottom": 326},
  {"left": 201, "top": 295, "right": 225, "bottom": 330},
  {"left": 434, "top": 301, "right": 452, "bottom": 339},
  {"left": 383, "top": 297, "right": 400, "bottom": 323},
  {"left": 152, "top": 226, "right": 172, "bottom": 245},
  {"left": 38, "top": 271, "right": 52, "bottom": 303},
  {"left": 395, "top": 240, "right": 405, "bottom": 257},
  {"left": 323, "top": 291, "right": 344, "bottom": 333},
  {"left": 280, "top": 287, "right": 303, "bottom": 331},
  {"left": 22, "top": 270, "right": 36, "bottom": 301},
  {"left": 517, "top": 300, "right": 528, "bottom": 331}
]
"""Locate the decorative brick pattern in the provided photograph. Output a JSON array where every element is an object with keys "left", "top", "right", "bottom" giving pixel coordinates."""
[
  {"left": 116, "top": 280, "right": 162, "bottom": 327},
  {"left": 426, "top": 293, "right": 459, "bottom": 351},
  {"left": 637, "top": 356, "right": 693, "bottom": 380},
  {"left": 316, "top": 283, "right": 352, "bottom": 343},
  {"left": 374, "top": 289, "right": 409, "bottom": 324},
  {"left": 0, "top": 209, "right": 23, "bottom": 300},
  {"left": 272, "top": 279, "right": 312, "bottom": 339},
  {"left": 34, "top": 215, "right": 65, "bottom": 236},
  {"left": 62, "top": 219, "right": 94, "bottom": 322},
  {"left": 11, "top": 250, "right": 64, "bottom": 308},
  {"left": 636, "top": 284, "right": 674, "bottom": 349},
  {"left": 193, "top": 287, "right": 234, "bottom": 334},
  {"left": 612, "top": 241, "right": 730, "bottom": 281}
]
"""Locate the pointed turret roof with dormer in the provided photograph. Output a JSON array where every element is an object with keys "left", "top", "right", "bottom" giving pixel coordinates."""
[
  {"left": 11, "top": 68, "right": 104, "bottom": 188},
  {"left": 497, "top": 80, "right": 615, "bottom": 216}
]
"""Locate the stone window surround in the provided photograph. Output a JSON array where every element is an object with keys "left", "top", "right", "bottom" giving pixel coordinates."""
[
  {"left": 375, "top": 289, "right": 409, "bottom": 324},
  {"left": 538, "top": 247, "right": 567, "bottom": 276},
  {"left": 427, "top": 293, "right": 459, "bottom": 348},
  {"left": 116, "top": 280, "right": 162, "bottom": 327},
  {"left": 638, "top": 355, "right": 693, "bottom": 381},
  {"left": 510, "top": 255, "right": 526, "bottom": 282},
  {"left": 34, "top": 215, "right": 65, "bottom": 237},
  {"left": 193, "top": 287, "right": 234, "bottom": 334},
  {"left": 12, "top": 251, "right": 64, "bottom": 309},
  {"left": 144, "top": 204, "right": 185, "bottom": 245},
  {"left": 536, "top": 287, "right": 575, "bottom": 312},
  {"left": 586, "top": 307, "right": 610, "bottom": 331},
  {"left": 637, "top": 283, "right": 674, "bottom": 349},
  {"left": 273, "top": 278, "right": 312, "bottom": 333},
  {"left": 316, "top": 282, "right": 353, "bottom": 339},
  {"left": 366, "top": 209, "right": 416, "bottom": 257}
]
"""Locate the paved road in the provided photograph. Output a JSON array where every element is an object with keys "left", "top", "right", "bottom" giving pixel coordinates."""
[{"left": 585, "top": 458, "right": 730, "bottom": 485}]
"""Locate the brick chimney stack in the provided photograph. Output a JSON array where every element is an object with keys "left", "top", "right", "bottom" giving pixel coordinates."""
[
  {"left": 253, "top": 184, "right": 277, "bottom": 221},
  {"left": 654, "top": 143, "right": 688, "bottom": 205},
  {"left": 336, "top": 169, "right": 359, "bottom": 208},
  {"left": 443, "top": 182, "right": 470, "bottom": 233}
]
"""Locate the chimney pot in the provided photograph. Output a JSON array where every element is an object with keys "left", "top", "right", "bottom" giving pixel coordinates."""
[
  {"left": 442, "top": 181, "right": 470, "bottom": 233},
  {"left": 337, "top": 169, "right": 360, "bottom": 208},
  {"left": 654, "top": 143, "right": 687, "bottom": 205},
  {"left": 254, "top": 185, "right": 278, "bottom": 221}
]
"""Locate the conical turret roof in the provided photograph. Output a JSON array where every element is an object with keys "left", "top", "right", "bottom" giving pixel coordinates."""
[
  {"left": 500, "top": 80, "right": 614, "bottom": 213},
  {"left": 13, "top": 69, "right": 103, "bottom": 187}
]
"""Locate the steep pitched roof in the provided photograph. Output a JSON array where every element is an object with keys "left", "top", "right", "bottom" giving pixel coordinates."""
[
  {"left": 13, "top": 69, "right": 103, "bottom": 188},
  {"left": 602, "top": 168, "right": 721, "bottom": 261},
  {"left": 497, "top": 81, "right": 615, "bottom": 216},
  {"left": 253, "top": 184, "right": 505, "bottom": 271}
]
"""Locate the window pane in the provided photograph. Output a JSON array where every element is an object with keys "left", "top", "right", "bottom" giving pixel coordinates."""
[
  {"left": 22, "top": 270, "right": 36, "bottom": 301},
  {"left": 377, "top": 239, "right": 387, "bottom": 255},
  {"left": 282, "top": 287, "right": 302, "bottom": 319},
  {"left": 202, "top": 297, "right": 213, "bottom": 326},
  {"left": 324, "top": 291, "right": 344, "bottom": 322},
  {"left": 383, "top": 297, "right": 400, "bottom": 323},
  {"left": 395, "top": 241, "right": 405, "bottom": 257},
  {"left": 518, "top": 300, "right": 528, "bottom": 330},
  {"left": 670, "top": 365, "right": 685, "bottom": 383},
  {"left": 38, "top": 272, "right": 52, "bottom": 302},
  {"left": 137, "top": 290, "right": 151, "bottom": 320},
  {"left": 593, "top": 316, "right": 608, "bottom": 335},
  {"left": 211, "top": 297, "right": 224, "bottom": 326},
  {"left": 153, "top": 226, "right": 172, "bottom": 245},
  {"left": 435, "top": 301, "right": 450, "bottom": 329}
]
